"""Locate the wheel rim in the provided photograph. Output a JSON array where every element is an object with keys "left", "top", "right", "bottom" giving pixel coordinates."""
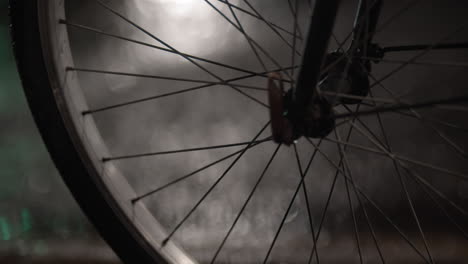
[{"left": 38, "top": 0, "right": 468, "bottom": 263}]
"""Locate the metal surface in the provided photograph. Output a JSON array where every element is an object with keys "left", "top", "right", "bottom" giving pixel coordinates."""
[{"left": 290, "top": 0, "right": 340, "bottom": 124}]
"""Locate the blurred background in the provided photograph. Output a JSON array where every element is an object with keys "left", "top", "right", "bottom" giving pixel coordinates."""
[{"left": 0, "top": 0, "right": 121, "bottom": 262}]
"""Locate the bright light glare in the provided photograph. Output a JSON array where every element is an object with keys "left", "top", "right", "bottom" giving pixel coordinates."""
[
  {"left": 133, "top": 0, "right": 230, "bottom": 57},
  {"left": 154, "top": 0, "right": 198, "bottom": 16}
]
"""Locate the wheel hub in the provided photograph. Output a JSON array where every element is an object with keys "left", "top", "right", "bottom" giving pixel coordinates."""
[{"left": 268, "top": 52, "right": 370, "bottom": 144}]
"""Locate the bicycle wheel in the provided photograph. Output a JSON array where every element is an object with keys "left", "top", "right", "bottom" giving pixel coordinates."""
[{"left": 10, "top": 0, "right": 468, "bottom": 263}]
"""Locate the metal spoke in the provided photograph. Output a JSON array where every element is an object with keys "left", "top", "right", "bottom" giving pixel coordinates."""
[
  {"left": 333, "top": 95, "right": 468, "bottom": 119},
  {"left": 365, "top": 89, "right": 435, "bottom": 263},
  {"left": 262, "top": 169, "right": 306, "bottom": 264},
  {"left": 225, "top": 0, "right": 268, "bottom": 71},
  {"left": 131, "top": 138, "right": 267, "bottom": 203},
  {"left": 383, "top": 42, "right": 468, "bottom": 53},
  {"left": 217, "top": 0, "right": 302, "bottom": 40},
  {"left": 203, "top": 0, "right": 293, "bottom": 79},
  {"left": 68, "top": 67, "right": 266, "bottom": 91},
  {"left": 408, "top": 166, "right": 468, "bottom": 217},
  {"left": 333, "top": 130, "right": 364, "bottom": 264},
  {"left": 341, "top": 105, "right": 468, "bottom": 182},
  {"left": 355, "top": 193, "right": 386, "bottom": 263},
  {"left": 330, "top": 27, "right": 464, "bottom": 260},
  {"left": 263, "top": 139, "right": 324, "bottom": 264},
  {"left": 354, "top": 183, "right": 431, "bottom": 263},
  {"left": 322, "top": 137, "right": 468, "bottom": 182},
  {"left": 368, "top": 23, "right": 468, "bottom": 91},
  {"left": 334, "top": 131, "right": 386, "bottom": 263},
  {"left": 344, "top": 96, "right": 466, "bottom": 183},
  {"left": 293, "top": 144, "right": 320, "bottom": 264},
  {"left": 318, "top": 46, "right": 430, "bottom": 261},
  {"left": 334, "top": 30, "right": 467, "bottom": 118},
  {"left": 104, "top": 137, "right": 272, "bottom": 162},
  {"left": 328, "top": 0, "right": 421, "bottom": 75},
  {"left": 329, "top": 0, "right": 421, "bottom": 81},
  {"left": 331, "top": 12, "right": 468, "bottom": 169},
  {"left": 374, "top": 0, "right": 422, "bottom": 36},
  {"left": 307, "top": 99, "right": 383, "bottom": 263},
  {"left": 161, "top": 121, "right": 270, "bottom": 245},
  {"left": 307, "top": 139, "right": 431, "bottom": 263},
  {"left": 349, "top": 122, "right": 468, "bottom": 218},
  {"left": 343, "top": 30, "right": 468, "bottom": 162},
  {"left": 318, "top": 0, "right": 379, "bottom": 79},
  {"left": 60, "top": 20, "right": 288, "bottom": 81},
  {"left": 319, "top": 90, "right": 397, "bottom": 104},
  {"left": 361, "top": 95, "right": 436, "bottom": 263},
  {"left": 82, "top": 65, "right": 297, "bottom": 115},
  {"left": 365, "top": 67, "right": 468, "bottom": 159},
  {"left": 322, "top": 0, "right": 423, "bottom": 87},
  {"left": 360, "top": 57, "right": 468, "bottom": 68},
  {"left": 242, "top": 0, "right": 302, "bottom": 56},
  {"left": 323, "top": 137, "right": 385, "bottom": 155},
  {"left": 394, "top": 155, "right": 468, "bottom": 182},
  {"left": 93, "top": 0, "right": 272, "bottom": 108},
  {"left": 287, "top": 0, "right": 304, "bottom": 42},
  {"left": 413, "top": 173, "right": 468, "bottom": 241},
  {"left": 395, "top": 162, "right": 434, "bottom": 263},
  {"left": 320, "top": 41, "right": 367, "bottom": 258},
  {"left": 392, "top": 110, "right": 468, "bottom": 133},
  {"left": 209, "top": 144, "right": 282, "bottom": 264},
  {"left": 305, "top": 139, "right": 341, "bottom": 264}
]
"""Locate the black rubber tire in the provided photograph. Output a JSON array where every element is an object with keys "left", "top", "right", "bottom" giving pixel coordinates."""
[{"left": 9, "top": 1, "right": 166, "bottom": 263}]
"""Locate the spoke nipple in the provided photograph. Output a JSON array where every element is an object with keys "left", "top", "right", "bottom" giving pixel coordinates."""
[{"left": 161, "top": 238, "right": 169, "bottom": 247}]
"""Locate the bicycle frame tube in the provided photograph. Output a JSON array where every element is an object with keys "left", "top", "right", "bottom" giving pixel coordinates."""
[
  {"left": 350, "top": 0, "right": 383, "bottom": 53},
  {"left": 291, "top": 0, "right": 340, "bottom": 124},
  {"left": 291, "top": 0, "right": 382, "bottom": 126}
]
